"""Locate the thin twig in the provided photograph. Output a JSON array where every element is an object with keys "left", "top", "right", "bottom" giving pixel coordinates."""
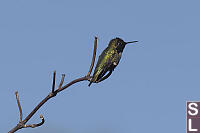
[
  {"left": 58, "top": 74, "right": 65, "bottom": 89},
  {"left": 56, "top": 76, "right": 89, "bottom": 93},
  {"left": 24, "top": 115, "right": 45, "bottom": 128},
  {"left": 87, "top": 36, "right": 97, "bottom": 77},
  {"left": 22, "top": 95, "right": 50, "bottom": 124},
  {"left": 51, "top": 70, "right": 56, "bottom": 93},
  {"left": 15, "top": 91, "right": 23, "bottom": 122},
  {"left": 8, "top": 36, "right": 98, "bottom": 133}
]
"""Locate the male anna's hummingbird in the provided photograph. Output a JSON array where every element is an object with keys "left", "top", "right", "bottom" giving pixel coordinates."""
[{"left": 88, "top": 37, "right": 138, "bottom": 86}]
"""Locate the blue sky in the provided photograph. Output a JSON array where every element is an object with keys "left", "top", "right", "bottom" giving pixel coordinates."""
[{"left": 1, "top": 0, "right": 200, "bottom": 133}]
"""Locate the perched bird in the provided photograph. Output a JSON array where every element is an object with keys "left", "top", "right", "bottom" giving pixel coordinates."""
[{"left": 88, "top": 37, "right": 138, "bottom": 86}]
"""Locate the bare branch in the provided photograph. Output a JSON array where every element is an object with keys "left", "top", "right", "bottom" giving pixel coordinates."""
[
  {"left": 87, "top": 36, "right": 98, "bottom": 77},
  {"left": 52, "top": 70, "right": 56, "bottom": 93},
  {"left": 15, "top": 91, "right": 23, "bottom": 122},
  {"left": 57, "top": 76, "right": 89, "bottom": 93},
  {"left": 24, "top": 115, "right": 45, "bottom": 128},
  {"left": 58, "top": 74, "right": 65, "bottom": 89},
  {"left": 23, "top": 95, "right": 50, "bottom": 124},
  {"left": 8, "top": 36, "right": 98, "bottom": 133}
]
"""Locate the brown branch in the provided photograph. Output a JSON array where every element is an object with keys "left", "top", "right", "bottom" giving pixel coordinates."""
[
  {"left": 87, "top": 36, "right": 97, "bottom": 77},
  {"left": 8, "top": 36, "right": 98, "bottom": 133},
  {"left": 56, "top": 76, "right": 89, "bottom": 93},
  {"left": 24, "top": 115, "right": 45, "bottom": 128},
  {"left": 51, "top": 70, "right": 56, "bottom": 93},
  {"left": 58, "top": 74, "right": 65, "bottom": 89},
  {"left": 15, "top": 91, "right": 23, "bottom": 123}
]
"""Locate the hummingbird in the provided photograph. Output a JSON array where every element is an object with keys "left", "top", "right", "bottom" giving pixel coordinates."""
[{"left": 88, "top": 37, "right": 138, "bottom": 86}]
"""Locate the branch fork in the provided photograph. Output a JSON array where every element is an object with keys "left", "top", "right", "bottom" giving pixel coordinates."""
[
  {"left": 9, "top": 36, "right": 98, "bottom": 133},
  {"left": 15, "top": 91, "right": 45, "bottom": 129}
]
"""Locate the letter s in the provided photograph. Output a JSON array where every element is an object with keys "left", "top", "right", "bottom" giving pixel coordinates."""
[{"left": 188, "top": 103, "right": 198, "bottom": 116}]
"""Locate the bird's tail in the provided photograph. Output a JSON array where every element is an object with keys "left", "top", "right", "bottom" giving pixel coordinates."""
[
  {"left": 88, "top": 81, "right": 92, "bottom": 87},
  {"left": 88, "top": 76, "right": 94, "bottom": 87},
  {"left": 88, "top": 74, "right": 98, "bottom": 87}
]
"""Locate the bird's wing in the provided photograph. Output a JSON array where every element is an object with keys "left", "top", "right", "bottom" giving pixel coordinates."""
[
  {"left": 96, "top": 70, "right": 113, "bottom": 83},
  {"left": 95, "top": 49, "right": 116, "bottom": 82}
]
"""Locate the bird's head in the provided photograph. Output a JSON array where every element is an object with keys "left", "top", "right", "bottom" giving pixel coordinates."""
[{"left": 108, "top": 37, "right": 138, "bottom": 53}]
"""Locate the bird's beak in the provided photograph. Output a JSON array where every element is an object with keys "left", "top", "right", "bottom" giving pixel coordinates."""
[{"left": 125, "top": 41, "right": 138, "bottom": 45}]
